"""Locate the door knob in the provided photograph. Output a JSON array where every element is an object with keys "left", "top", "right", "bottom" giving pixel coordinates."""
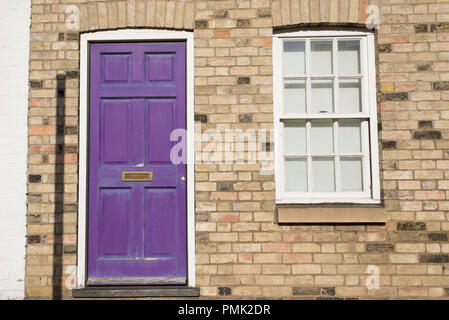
[{"left": 181, "top": 176, "right": 186, "bottom": 181}]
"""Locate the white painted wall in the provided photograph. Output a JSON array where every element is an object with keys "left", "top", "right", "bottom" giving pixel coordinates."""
[{"left": 0, "top": 0, "right": 31, "bottom": 299}]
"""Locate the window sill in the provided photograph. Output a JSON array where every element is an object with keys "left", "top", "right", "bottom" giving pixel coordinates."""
[
  {"left": 276, "top": 204, "right": 387, "bottom": 224},
  {"left": 72, "top": 286, "right": 200, "bottom": 298}
]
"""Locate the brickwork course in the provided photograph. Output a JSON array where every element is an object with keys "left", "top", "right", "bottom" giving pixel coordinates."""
[{"left": 27, "top": 0, "right": 449, "bottom": 299}]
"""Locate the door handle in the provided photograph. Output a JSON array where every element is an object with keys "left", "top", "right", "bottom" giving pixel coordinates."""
[
  {"left": 122, "top": 171, "right": 153, "bottom": 181},
  {"left": 181, "top": 176, "right": 186, "bottom": 182}
]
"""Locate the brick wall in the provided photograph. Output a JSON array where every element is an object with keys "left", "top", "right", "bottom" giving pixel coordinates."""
[{"left": 26, "top": 0, "right": 449, "bottom": 299}]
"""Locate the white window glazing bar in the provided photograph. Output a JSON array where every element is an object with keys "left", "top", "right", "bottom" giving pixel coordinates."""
[
  {"left": 333, "top": 38, "right": 339, "bottom": 114},
  {"left": 334, "top": 120, "right": 341, "bottom": 192},
  {"left": 279, "top": 113, "right": 370, "bottom": 120},
  {"left": 306, "top": 120, "right": 312, "bottom": 192},
  {"left": 305, "top": 39, "right": 311, "bottom": 114}
]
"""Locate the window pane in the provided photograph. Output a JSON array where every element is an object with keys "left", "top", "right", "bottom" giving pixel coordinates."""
[
  {"left": 339, "top": 79, "right": 361, "bottom": 113},
  {"left": 311, "top": 41, "right": 333, "bottom": 75},
  {"left": 283, "top": 80, "right": 306, "bottom": 113},
  {"left": 311, "top": 80, "right": 334, "bottom": 113},
  {"left": 338, "top": 120, "right": 361, "bottom": 153},
  {"left": 283, "top": 41, "right": 305, "bottom": 75},
  {"left": 311, "top": 120, "right": 333, "bottom": 154},
  {"left": 284, "top": 120, "right": 306, "bottom": 154},
  {"left": 312, "top": 157, "right": 335, "bottom": 192},
  {"left": 341, "top": 157, "right": 363, "bottom": 191},
  {"left": 285, "top": 158, "right": 307, "bottom": 192},
  {"left": 338, "top": 40, "right": 360, "bottom": 75}
]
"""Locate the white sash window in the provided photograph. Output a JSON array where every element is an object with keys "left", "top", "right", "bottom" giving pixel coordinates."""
[{"left": 273, "top": 31, "right": 380, "bottom": 204}]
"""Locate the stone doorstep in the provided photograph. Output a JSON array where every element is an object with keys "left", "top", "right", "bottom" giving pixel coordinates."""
[{"left": 72, "top": 286, "right": 200, "bottom": 298}]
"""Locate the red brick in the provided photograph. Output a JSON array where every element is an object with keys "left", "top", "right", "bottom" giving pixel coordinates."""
[
  {"left": 209, "top": 212, "right": 239, "bottom": 222},
  {"left": 215, "top": 29, "right": 230, "bottom": 38},
  {"left": 29, "top": 126, "right": 56, "bottom": 135}
]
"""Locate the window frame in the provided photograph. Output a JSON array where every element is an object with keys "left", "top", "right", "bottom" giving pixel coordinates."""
[{"left": 273, "top": 30, "right": 380, "bottom": 204}]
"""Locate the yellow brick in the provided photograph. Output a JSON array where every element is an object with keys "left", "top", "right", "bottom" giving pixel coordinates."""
[{"left": 381, "top": 83, "right": 395, "bottom": 92}]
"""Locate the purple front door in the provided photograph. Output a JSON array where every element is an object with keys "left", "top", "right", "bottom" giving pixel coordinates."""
[{"left": 87, "top": 42, "right": 187, "bottom": 285}]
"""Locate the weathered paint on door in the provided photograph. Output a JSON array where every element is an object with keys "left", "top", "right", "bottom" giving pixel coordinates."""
[{"left": 87, "top": 42, "right": 187, "bottom": 285}]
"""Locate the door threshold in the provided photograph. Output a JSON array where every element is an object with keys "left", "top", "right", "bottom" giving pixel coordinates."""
[{"left": 72, "top": 286, "right": 200, "bottom": 298}]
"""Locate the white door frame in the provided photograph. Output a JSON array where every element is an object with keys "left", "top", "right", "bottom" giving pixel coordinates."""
[{"left": 77, "top": 29, "right": 195, "bottom": 288}]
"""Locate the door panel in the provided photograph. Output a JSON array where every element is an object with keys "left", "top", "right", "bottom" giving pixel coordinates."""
[
  {"left": 147, "top": 100, "right": 175, "bottom": 163},
  {"left": 88, "top": 42, "right": 187, "bottom": 285},
  {"left": 146, "top": 53, "right": 175, "bottom": 82},
  {"left": 99, "top": 188, "right": 132, "bottom": 258},
  {"left": 101, "top": 54, "right": 131, "bottom": 83},
  {"left": 101, "top": 99, "right": 131, "bottom": 164},
  {"left": 144, "top": 188, "right": 177, "bottom": 257}
]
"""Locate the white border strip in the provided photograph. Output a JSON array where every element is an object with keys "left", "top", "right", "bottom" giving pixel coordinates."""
[
  {"left": 78, "top": 29, "right": 195, "bottom": 288},
  {"left": 0, "top": 0, "right": 30, "bottom": 300}
]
